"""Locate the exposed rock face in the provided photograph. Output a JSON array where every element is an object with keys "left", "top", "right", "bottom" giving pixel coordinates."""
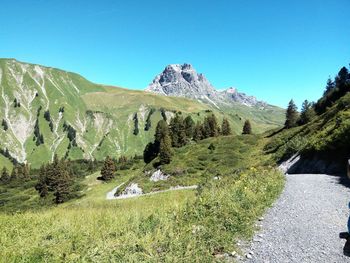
[
  {"left": 149, "top": 169, "right": 169, "bottom": 182},
  {"left": 145, "top": 64, "right": 266, "bottom": 108}
]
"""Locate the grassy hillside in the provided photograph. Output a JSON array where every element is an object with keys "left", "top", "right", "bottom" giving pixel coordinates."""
[
  {"left": 265, "top": 93, "right": 350, "bottom": 173},
  {"left": 0, "top": 134, "right": 284, "bottom": 262},
  {"left": 0, "top": 58, "right": 284, "bottom": 169}
]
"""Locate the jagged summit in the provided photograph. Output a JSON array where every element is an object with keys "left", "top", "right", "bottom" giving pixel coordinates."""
[
  {"left": 145, "top": 63, "right": 216, "bottom": 99},
  {"left": 145, "top": 63, "right": 266, "bottom": 108}
]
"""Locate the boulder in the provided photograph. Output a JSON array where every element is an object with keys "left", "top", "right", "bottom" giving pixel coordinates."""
[{"left": 150, "top": 169, "right": 169, "bottom": 182}]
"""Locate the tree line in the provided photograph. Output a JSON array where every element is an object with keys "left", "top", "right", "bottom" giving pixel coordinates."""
[
  {"left": 143, "top": 113, "right": 252, "bottom": 165},
  {"left": 0, "top": 164, "right": 30, "bottom": 183},
  {"left": 284, "top": 64, "right": 350, "bottom": 129}
]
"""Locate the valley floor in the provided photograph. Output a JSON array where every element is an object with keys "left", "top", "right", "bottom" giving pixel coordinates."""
[{"left": 241, "top": 173, "right": 350, "bottom": 262}]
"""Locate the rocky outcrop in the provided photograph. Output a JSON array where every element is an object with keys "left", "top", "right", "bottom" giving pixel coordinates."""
[
  {"left": 118, "top": 183, "right": 143, "bottom": 198},
  {"left": 145, "top": 63, "right": 267, "bottom": 108},
  {"left": 149, "top": 169, "right": 169, "bottom": 182}
]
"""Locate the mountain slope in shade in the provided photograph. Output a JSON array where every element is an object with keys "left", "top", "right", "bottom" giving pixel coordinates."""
[{"left": 145, "top": 63, "right": 267, "bottom": 107}]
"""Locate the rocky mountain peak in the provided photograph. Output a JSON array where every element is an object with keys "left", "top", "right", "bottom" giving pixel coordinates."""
[
  {"left": 145, "top": 63, "right": 267, "bottom": 108},
  {"left": 225, "top": 87, "right": 238, "bottom": 94},
  {"left": 146, "top": 63, "right": 216, "bottom": 98}
]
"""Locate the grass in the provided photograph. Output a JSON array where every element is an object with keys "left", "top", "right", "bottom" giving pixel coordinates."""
[
  {"left": 265, "top": 93, "right": 350, "bottom": 163},
  {"left": 0, "top": 134, "right": 284, "bottom": 262}
]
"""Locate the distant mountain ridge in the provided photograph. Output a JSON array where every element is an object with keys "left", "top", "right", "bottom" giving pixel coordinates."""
[{"left": 145, "top": 63, "right": 266, "bottom": 108}]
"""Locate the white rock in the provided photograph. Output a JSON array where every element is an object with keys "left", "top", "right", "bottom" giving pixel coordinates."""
[
  {"left": 150, "top": 169, "right": 169, "bottom": 182},
  {"left": 119, "top": 183, "right": 143, "bottom": 197}
]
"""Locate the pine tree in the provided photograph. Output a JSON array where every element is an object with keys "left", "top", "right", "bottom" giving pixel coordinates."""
[
  {"left": 242, "top": 120, "right": 252, "bottom": 134},
  {"left": 323, "top": 78, "right": 335, "bottom": 95},
  {"left": 100, "top": 156, "right": 116, "bottom": 181},
  {"left": 133, "top": 113, "right": 139, "bottom": 135},
  {"left": 155, "top": 120, "right": 169, "bottom": 144},
  {"left": 203, "top": 114, "right": 219, "bottom": 137},
  {"left": 144, "top": 108, "right": 155, "bottom": 131},
  {"left": 160, "top": 108, "right": 167, "bottom": 121},
  {"left": 284, "top": 99, "right": 299, "bottom": 128},
  {"left": 335, "top": 67, "right": 349, "bottom": 89},
  {"left": 221, "top": 118, "right": 232, "bottom": 136},
  {"left": 159, "top": 134, "right": 172, "bottom": 164},
  {"left": 299, "top": 100, "right": 316, "bottom": 125},
  {"left": 184, "top": 116, "right": 195, "bottom": 139},
  {"left": 169, "top": 114, "right": 186, "bottom": 147},
  {"left": 10, "top": 166, "right": 18, "bottom": 180},
  {"left": 143, "top": 142, "right": 158, "bottom": 164},
  {"left": 53, "top": 160, "right": 72, "bottom": 204},
  {"left": 1, "top": 167, "right": 10, "bottom": 182},
  {"left": 193, "top": 122, "right": 203, "bottom": 142},
  {"left": 202, "top": 117, "right": 211, "bottom": 139},
  {"left": 35, "top": 156, "right": 73, "bottom": 203},
  {"left": 44, "top": 110, "right": 51, "bottom": 122},
  {"left": 35, "top": 165, "right": 48, "bottom": 197},
  {"left": 2, "top": 119, "right": 8, "bottom": 131}
]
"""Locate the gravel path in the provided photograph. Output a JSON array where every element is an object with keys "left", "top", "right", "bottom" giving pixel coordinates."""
[{"left": 243, "top": 173, "right": 350, "bottom": 263}]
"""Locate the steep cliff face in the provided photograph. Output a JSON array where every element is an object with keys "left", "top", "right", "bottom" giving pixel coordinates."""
[
  {"left": 146, "top": 63, "right": 266, "bottom": 108},
  {"left": 0, "top": 59, "right": 284, "bottom": 168}
]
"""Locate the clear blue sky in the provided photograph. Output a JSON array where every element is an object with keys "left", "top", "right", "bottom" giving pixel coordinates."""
[{"left": 1, "top": 0, "right": 349, "bottom": 108}]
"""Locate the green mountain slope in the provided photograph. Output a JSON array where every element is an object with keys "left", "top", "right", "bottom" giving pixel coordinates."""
[
  {"left": 0, "top": 58, "right": 285, "bottom": 168},
  {"left": 265, "top": 93, "right": 350, "bottom": 173}
]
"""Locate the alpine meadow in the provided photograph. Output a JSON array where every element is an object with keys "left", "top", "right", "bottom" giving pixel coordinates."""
[{"left": 1, "top": 1, "right": 350, "bottom": 262}]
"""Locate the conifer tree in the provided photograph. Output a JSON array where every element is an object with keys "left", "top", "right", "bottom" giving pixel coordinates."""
[
  {"left": 285, "top": 99, "right": 299, "bottom": 128},
  {"left": 53, "top": 159, "right": 72, "bottom": 204},
  {"left": 160, "top": 108, "right": 167, "bottom": 121},
  {"left": 35, "top": 156, "right": 73, "bottom": 203},
  {"left": 170, "top": 114, "right": 186, "bottom": 147},
  {"left": 100, "top": 156, "right": 116, "bottom": 181},
  {"left": 242, "top": 120, "right": 252, "bottom": 134},
  {"left": 205, "top": 114, "right": 219, "bottom": 137},
  {"left": 155, "top": 120, "right": 170, "bottom": 144},
  {"left": 35, "top": 165, "right": 48, "bottom": 197},
  {"left": 143, "top": 142, "right": 158, "bottom": 164},
  {"left": 10, "top": 166, "right": 18, "bottom": 180},
  {"left": 193, "top": 122, "right": 203, "bottom": 142},
  {"left": 221, "top": 118, "right": 232, "bottom": 136},
  {"left": 202, "top": 117, "right": 211, "bottom": 139},
  {"left": 184, "top": 115, "right": 195, "bottom": 139},
  {"left": 299, "top": 100, "right": 316, "bottom": 125},
  {"left": 144, "top": 108, "right": 155, "bottom": 131},
  {"left": 133, "top": 113, "right": 139, "bottom": 135},
  {"left": 159, "top": 134, "right": 172, "bottom": 164},
  {"left": 323, "top": 78, "right": 335, "bottom": 95},
  {"left": 2, "top": 119, "right": 8, "bottom": 131},
  {"left": 1, "top": 167, "right": 10, "bottom": 182}
]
